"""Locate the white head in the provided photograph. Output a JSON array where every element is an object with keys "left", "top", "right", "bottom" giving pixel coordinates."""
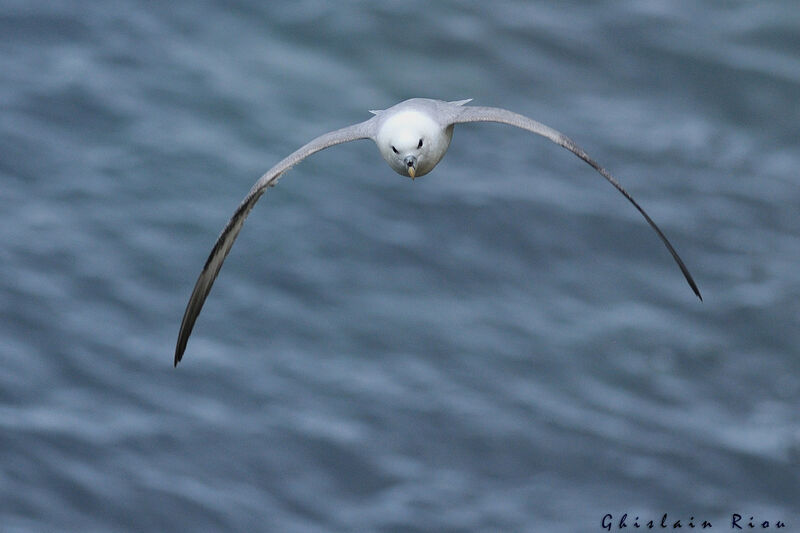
[{"left": 375, "top": 109, "right": 452, "bottom": 179}]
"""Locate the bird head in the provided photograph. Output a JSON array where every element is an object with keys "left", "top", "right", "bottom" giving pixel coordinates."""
[{"left": 376, "top": 109, "right": 451, "bottom": 179}]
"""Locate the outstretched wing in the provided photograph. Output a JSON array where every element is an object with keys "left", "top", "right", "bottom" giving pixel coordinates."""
[
  {"left": 451, "top": 105, "right": 702, "bottom": 301},
  {"left": 175, "top": 119, "right": 376, "bottom": 366}
]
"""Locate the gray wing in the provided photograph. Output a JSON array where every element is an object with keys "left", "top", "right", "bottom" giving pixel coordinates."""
[
  {"left": 451, "top": 105, "right": 702, "bottom": 301},
  {"left": 175, "top": 119, "right": 376, "bottom": 366}
]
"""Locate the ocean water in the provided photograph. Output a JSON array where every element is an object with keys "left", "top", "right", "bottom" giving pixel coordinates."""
[{"left": 1, "top": 1, "right": 799, "bottom": 531}]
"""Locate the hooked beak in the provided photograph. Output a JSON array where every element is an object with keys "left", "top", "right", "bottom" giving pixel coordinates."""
[{"left": 404, "top": 155, "right": 417, "bottom": 179}]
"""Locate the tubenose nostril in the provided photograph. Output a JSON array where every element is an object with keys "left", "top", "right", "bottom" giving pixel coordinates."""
[{"left": 407, "top": 160, "right": 413, "bottom": 167}]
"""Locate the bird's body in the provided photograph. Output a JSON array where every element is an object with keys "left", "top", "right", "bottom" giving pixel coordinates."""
[
  {"left": 174, "top": 98, "right": 701, "bottom": 366},
  {"left": 374, "top": 98, "right": 461, "bottom": 177}
]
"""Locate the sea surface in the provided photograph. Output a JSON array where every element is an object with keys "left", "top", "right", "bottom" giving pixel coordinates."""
[{"left": 1, "top": 1, "right": 799, "bottom": 531}]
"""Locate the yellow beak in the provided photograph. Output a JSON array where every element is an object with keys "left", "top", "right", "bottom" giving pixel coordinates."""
[{"left": 408, "top": 166, "right": 416, "bottom": 179}]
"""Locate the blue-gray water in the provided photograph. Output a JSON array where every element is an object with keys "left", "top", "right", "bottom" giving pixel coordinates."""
[{"left": 2, "top": 1, "right": 799, "bottom": 531}]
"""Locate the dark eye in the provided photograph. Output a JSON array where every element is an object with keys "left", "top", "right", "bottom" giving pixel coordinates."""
[
  {"left": 391, "top": 145, "right": 398, "bottom": 154},
  {"left": 417, "top": 139, "right": 423, "bottom": 149}
]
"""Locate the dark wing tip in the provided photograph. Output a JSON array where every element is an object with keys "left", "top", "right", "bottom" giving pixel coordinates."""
[
  {"left": 555, "top": 135, "right": 703, "bottom": 302},
  {"left": 174, "top": 275, "right": 209, "bottom": 367},
  {"left": 671, "top": 243, "right": 703, "bottom": 302},
  {"left": 683, "top": 260, "right": 702, "bottom": 301},
  {"left": 173, "top": 236, "right": 232, "bottom": 368},
  {"left": 174, "top": 331, "right": 187, "bottom": 366},
  {"left": 617, "top": 185, "right": 703, "bottom": 303},
  {"left": 174, "top": 335, "right": 188, "bottom": 366},
  {"left": 173, "top": 196, "right": 257, "bottom": 368},
  {"left": 688, "top": 271, "right": 703, "bottom": 301}
]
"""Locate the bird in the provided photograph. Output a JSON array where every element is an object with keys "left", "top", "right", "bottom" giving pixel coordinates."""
[{"left": 174, "top": 98, "right": 701, "bottom": 366}]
